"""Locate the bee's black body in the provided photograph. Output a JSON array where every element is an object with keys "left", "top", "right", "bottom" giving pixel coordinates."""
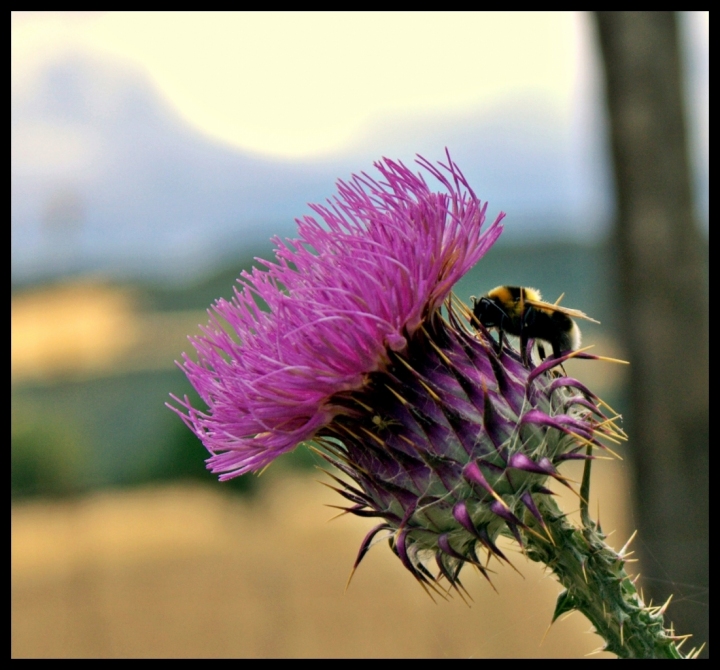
[{"left": 471, "top": 286, "right": 582, "bottom": 365}]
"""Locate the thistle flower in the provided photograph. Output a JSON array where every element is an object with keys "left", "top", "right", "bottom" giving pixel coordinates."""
[{"left": 170, "top": 154, "right": 692, "bottom": 659}]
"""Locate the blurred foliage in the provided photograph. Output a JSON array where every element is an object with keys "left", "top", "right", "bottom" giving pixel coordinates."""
[
  {"left": 143, "top": 417, "right": 259, "bottom": 496},
  {"left": 143, "top": 415, "right": 318, "bottom": 495},
  {"left": 12, "top": 367, "right": 321, "bottom": 501},
  {"left": 12, "top": 404, "right": 90, "bottom": 498},
  {"left": 138, "top": 245, "right": 274, "bottom": 313}
]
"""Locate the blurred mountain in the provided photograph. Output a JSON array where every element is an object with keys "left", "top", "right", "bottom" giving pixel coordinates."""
[{"left": 12, "top": 54, "right": 615, "bottom": 288}]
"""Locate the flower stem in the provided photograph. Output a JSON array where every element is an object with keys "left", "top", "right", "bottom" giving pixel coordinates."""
[{"left": 523, "top": 494, "right": 687, "bottom": 658}]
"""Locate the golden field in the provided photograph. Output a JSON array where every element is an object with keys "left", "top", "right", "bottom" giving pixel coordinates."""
[{"left": 12, "top": 462, "right": 630, "bottom": 658}]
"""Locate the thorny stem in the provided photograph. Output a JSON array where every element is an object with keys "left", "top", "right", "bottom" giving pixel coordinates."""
[{"left": 523, "top": 494, "right": 689, "bottom": 658}]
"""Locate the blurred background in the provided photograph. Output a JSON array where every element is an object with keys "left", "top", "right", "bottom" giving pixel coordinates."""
[{"left": 12, "top": 12, "right": 707, "bottom": 658}]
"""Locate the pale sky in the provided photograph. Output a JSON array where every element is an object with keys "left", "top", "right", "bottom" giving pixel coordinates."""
[
  {"left": 12, "top": 11, "right": 584, "bottom": 159},
  {"left": 10, "top": 11, "right": 708, "bottom": 282}
]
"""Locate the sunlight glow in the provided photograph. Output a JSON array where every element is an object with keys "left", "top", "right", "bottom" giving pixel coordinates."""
[{"left": 13, "top": 12, "right": 578, "bottom": 158}]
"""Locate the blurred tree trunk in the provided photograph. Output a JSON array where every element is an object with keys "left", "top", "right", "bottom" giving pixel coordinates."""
[{"left": 594, "top": 12, "right": 708, "bottom": 655}]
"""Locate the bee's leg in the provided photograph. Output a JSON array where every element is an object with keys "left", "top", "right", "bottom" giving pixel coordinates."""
[
  {"left": 540, "top": 343, "right": 563, "bottom": 377},
  {"left": 520, "top": 331, "right": 530, "bottom": 367},
  {"left": 495, "top": 329, "right": 505, "bottom": 355},
  {"left": 550, "top": 343, "right": 568, "bottom": 376},
  {"left": 520, "top": 304, "right": 536, "bottom": 367}
]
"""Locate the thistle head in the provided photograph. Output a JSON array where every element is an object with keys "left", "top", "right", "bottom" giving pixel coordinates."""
[{"left": 170, "top": 153, "right": 621, "bottom": 589}]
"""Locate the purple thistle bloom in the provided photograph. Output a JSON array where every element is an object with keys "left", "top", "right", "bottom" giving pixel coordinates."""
[{"left": 171, "top": 154, "right": 504, "bottom": 478}]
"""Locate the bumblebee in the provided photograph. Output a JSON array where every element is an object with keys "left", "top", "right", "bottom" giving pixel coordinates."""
[{"left": 471, "top": 286, "right": 599, "bottom": 365}]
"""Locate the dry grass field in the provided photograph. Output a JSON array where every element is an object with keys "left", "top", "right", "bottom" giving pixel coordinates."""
[{"left": 12, "top": 461, "right": 632, "bottom": 658}]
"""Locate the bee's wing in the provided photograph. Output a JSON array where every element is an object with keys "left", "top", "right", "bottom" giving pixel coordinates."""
[{"left": 524, "top": 298, "right": 601, "bottom": 324}]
